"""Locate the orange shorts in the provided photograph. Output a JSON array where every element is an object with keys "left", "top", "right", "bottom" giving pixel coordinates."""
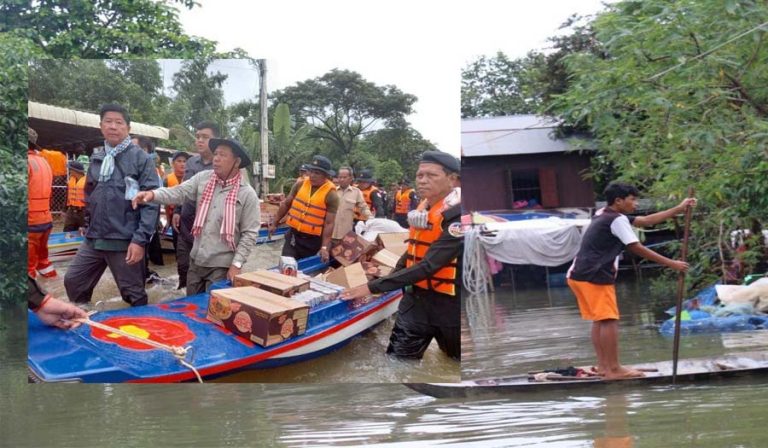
[{"left": 567, "top": 278, "right": 619, "bottom": 321}]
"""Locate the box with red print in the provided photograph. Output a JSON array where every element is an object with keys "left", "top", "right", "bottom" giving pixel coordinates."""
[{"left": 207, "top": 286, "right": 309, "bottom": 347}]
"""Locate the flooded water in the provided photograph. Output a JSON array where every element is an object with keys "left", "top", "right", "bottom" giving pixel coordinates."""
[
  {"left": 461, "top": 275, "right": 768, "bottom": 447},
  {"left": 5, "top": 273, "right": 768, "bottom": 445},
  {"left": 34, "top": 236, "right": 457, "bottom": 383}
]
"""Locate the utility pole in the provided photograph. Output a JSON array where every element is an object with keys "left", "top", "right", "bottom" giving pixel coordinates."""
[{"left": 258, "top": 59, "right": 269, "bottom": 197}]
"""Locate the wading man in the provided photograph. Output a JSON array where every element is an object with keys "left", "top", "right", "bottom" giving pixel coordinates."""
[
  {"left": 133, "top": 139, "right": 261, "bottom": 295},
  {"left": 342, "top": 150, "right": 462, "bottom": 361},
  {"left": 567, "top": 182, "right": 695, "bottom": 379},
  {"left": 64, "top": 104, "right": 160, "bottom": 307},
  {"left": 270, "top": 155, "right": 338, "bottom": 263}
]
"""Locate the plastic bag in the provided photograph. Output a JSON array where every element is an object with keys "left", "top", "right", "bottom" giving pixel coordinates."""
[{"left": 124, "top": 177, "right": 139, "bottom": 200}]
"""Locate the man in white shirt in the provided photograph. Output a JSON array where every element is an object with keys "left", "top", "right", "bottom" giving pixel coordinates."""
[{"left": 567, "top": 182, "right": 696, "bottom": 379}]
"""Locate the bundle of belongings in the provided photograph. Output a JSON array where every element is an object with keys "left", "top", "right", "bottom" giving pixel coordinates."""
[{"left": 659, "top": 276, "right": 768, "bottom": 335}]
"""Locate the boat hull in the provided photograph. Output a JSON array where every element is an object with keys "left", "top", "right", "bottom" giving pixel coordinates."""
[
  {"left": 406, "top": 351, "right": 768, "bottom": 398},
  {"left": 28, "top": 256, "right": 402, "bottom": 383}
]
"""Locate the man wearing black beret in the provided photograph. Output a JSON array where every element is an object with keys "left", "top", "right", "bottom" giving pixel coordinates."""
[{"left": 342, "top": 150, "right": 462, "bottom": 361}]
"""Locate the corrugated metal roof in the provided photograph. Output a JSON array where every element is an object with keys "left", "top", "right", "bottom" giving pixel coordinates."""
[
  {"left": 28, "top": 101, "right": 169, "bottom": 149},
  {"left": 462, "top": 115, "right": 578, "bottom": 157}
]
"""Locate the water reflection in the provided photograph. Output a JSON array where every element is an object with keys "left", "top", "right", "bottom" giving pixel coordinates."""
[{"left": 462, "top": 278, "right": 766, "bottom": 379}]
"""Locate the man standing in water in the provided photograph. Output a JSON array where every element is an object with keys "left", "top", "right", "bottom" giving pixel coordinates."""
[
  {"left": 567, "top": 182, "right": 696, "bottom": 379},
  {"left": 64, "top": 104, "right": 160, "bottom": 307},
  {"left": 342, "top": 151, "right": 462, "bottom": 360},
  {"left": 133, "top": 139, "right": 261, "bottom": 295}
]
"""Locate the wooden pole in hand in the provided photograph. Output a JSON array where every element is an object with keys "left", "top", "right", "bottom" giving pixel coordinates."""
[{"left": 672, "top": 187, "right": 694, "bottom": 384}]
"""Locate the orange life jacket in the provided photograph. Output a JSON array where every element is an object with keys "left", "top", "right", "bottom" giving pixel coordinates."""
[
  {"left": 166, "top": 172, "right": 181, "bottom": 187},
  {"left": 66, "top": 175, "right": 86, "bottom": 208},
  {"left": 39, "top": 149, "right": 67, "bottom": 177},
  {"left": 395, "top": 188, "right": 414, "bottom": 215},
  {"left": 28, "top": 151, "right": 53, "bottom": 226},
  {"left": 286, "top": 179, "right": 334, "bottom": 236},
  {"left": 165, "top": 172, "right": 182, "bottom": 215},
  {"left": 355, "top": 186, "right": 378, "bottom": 221},
  {"left": 405, "top": 198, "right": 457, "bottom": 296}
]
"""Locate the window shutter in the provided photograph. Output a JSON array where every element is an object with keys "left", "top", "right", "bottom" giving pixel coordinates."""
[{"left": 539, "top": 168, "right": 559, "bottom": 207}]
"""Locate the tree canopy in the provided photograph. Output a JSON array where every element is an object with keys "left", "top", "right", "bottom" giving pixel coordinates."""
[
  {"left": 0, "top": 0, "right": 215, "bottom": 58},
  {"left": 463, "top": 0, "right": 768, "bottom": 286},
  {"left": 273, "top": 69, "right": 417, "bottom": 157},
  {"left": 0, "top": 0, "right": 216, "bottom": 305}
]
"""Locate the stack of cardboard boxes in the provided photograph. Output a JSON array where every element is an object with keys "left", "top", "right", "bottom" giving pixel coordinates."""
[
  {"left": 206, "top": 230, "right": 411, "bottom": 347},
  {"left": 208, "top": 269, "right": 345, "bottom": 347}
]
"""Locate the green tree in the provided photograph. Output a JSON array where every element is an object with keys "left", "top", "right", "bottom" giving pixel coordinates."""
[
  {"left": 273, "top": 69, "right": 417, "bottom": 157},
  {"left": 0, "top": 35, "right": 39, "bottom": 305},
  {"left": 553, "top": 0, "right": 768, "bottom": 286},
  {"left": 375, "top": 160, "right": 404, "bottom": 188},
  {"left": 172, "top": 56, "right": 229, "bottom": 129},
  {"left": 0, "top": 0, "right": 221, "bottom": 304},
  {"left": 357, "top": 126, "right": 437, "bottom": 180},
  {"left": 461, "top": 51, "right": 548, "bottom": 117},
  {"left": 29, "top": 59, "right": 164, "bottom": 122},
  {"left": 461, "top": 15, "right": 602, "bottom": 119},
  {"left": 0, "top": 0, "right": 215, "bottom": 58}
]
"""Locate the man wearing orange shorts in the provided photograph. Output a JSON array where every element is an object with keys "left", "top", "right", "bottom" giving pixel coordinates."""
[{"left": 567, "top": 182, "right": 695, "bottom": 380}]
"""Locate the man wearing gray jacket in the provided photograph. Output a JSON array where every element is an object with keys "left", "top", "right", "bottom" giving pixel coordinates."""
[
  {"left": 64, "top": 104, "right": 160, "bottom": 307},
  {"left": 133, "top": 138, "right": 261, "bottom": 295}
]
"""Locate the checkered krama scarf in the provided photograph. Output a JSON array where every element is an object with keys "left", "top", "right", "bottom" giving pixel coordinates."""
[{"left": 192, "top": 171, "right": 242, "bottom": 251}]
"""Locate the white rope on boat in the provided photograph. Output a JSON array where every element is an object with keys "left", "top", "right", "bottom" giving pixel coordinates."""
[
  {"left": 74, "top": 316, "right": 204, "bottom": 383},
  {"left": 463, "top": 225, "right": 492, "bottom": 296}
]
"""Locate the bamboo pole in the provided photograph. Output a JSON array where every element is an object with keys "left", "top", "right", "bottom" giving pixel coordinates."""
[{"left": 672, "top": 187, "right": 695, "bottom": 384}]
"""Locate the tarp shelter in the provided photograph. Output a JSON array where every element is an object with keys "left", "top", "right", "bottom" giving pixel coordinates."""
[
  {"left": 28, "top": 101, "right": 169, "bottom": 152},
  {"left": 474, "top": 217, "right": 591, "bottom": 267}
]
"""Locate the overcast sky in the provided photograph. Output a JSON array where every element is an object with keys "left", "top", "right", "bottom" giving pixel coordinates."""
[{"left": 175, "top": 0, "right": 612, "bottom": 157}]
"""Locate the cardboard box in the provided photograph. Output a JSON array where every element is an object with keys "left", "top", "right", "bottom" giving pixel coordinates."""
[
  {"left": 361, "top": 261, "right": 393, "bottom": 279},
  {"left": 376, "top": 232, "right": 409, "bottom": 256},
  {"left": 372, "top": 249, "right": 400, "bottom": 268},
  {"left": 207, "top": 286, "right": 309, "bottom": 347},
  {"left": 330, "top": 231, "right": 378, "bottom": 266},
  {"left": 233, "top": 270, "right": 310, "bottom": 297},
  {"left": 324, "top": 262, "right": 369, "bottom": 289}
]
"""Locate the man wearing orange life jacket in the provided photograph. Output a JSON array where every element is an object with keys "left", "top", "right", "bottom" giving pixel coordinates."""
[
  {"left": 342, "top": 150, "right": 462, "bottom": 360},
  {"left": 63, "top": 161, "right": 87, "bottom": 232},
  {"left": 353, "top": 169, "right": 385, "bottom": 222},
  {"left": 27, "top": 128, "right": 58, "bottom": 279},
  {"left": 164, "top": 151, "right": 190, "bottom": 252},
  {"left": 270, "top": 155, "right": 339, "bottom": 262},
  {"left": 394, "top": 179, "right": 418, "bottom": 228}
]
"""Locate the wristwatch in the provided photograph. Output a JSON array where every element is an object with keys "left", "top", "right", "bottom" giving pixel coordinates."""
[{"left": 232, "top": 260, "right": 243, "bottom": 269}]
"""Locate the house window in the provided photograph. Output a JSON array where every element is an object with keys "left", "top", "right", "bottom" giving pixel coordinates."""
[
  {"left": 510, "top": 170, "right": 542, "bottom": 209},
  {"left": 509, "top": 168, "right": 559, "bottom": 209}
]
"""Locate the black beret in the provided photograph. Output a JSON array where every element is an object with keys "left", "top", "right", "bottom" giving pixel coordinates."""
[{"left": 419, "top": 150, "right": 459, "bottom": 173}]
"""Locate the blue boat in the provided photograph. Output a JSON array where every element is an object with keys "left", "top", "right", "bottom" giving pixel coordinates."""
[{"left": 28, "top": 256, "right": 402, "bottom": 383}]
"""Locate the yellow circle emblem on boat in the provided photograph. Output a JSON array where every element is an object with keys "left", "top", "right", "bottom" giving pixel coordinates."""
[{"left": 108, "top": 325, "right": 150, "bottom": 340}]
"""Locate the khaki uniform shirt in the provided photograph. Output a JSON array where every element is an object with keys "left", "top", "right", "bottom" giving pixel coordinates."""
[
  {"left": 333, "top": 185, "right": 371, "bottom": 239},
  {"left": 152, "top": 170, "right": 261, "bottom": 268}
]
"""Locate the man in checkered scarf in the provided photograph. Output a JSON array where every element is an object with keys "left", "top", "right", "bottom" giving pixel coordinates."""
[{"left": 133, "top": 139, "right": 261, "bottom": 295}]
